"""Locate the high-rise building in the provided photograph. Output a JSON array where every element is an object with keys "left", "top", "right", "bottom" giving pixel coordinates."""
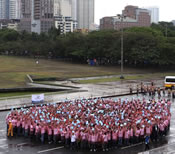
[
  {"left": 20, "top": 0, "right": 54, "bottom": 34},
  {"left": 144, "top": 7, "right": 159, "bottom": 24},
  {"left": 172, "top": 20, "right": 175, "bottom": 26},
  {"left": 0, "top": 0, "right": 7, "bottom": 19},
  {"left": 0, "top": 0, "right": 21, "bottom": 20},
  {"left": 76, "top": 0, "right": 94, "bottom": 30},
  {"left": 100, "top": 5, "right": 151, "bottom": 30},
  {"left": 70, "top": 0, "right": 77, "bottom": 21},
  {"left": 9, "top": 0, "right": 21, "bottom": 19}
]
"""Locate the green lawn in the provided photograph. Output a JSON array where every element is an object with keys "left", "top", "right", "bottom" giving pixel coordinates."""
[
  {"left": 0, "top": 91, "right": 44, "bottom": 98},
  {"left": 0, "top": 55, "right": 174, "bottom": 88},
  {"left": 78, "top": 73, "right": 175, "bottom": 84}
]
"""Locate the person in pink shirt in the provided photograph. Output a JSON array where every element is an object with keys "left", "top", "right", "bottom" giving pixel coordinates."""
[
  {"left": 17, "top": 117, "right": 21, "bottom": 136},
  {"left": 41, "top": 123, "right": 46, "bottom": 144},
  {"left": 129, "top": 126, "right": 134, "bottom": 144},
  {"left": 146, "top": 124, "right": 152, "bottom": 136},
  {"left": 24, "top": 120, "right": 29, "bottom": 137},
  {"left": 107, "top": 129, "right": 112, "bottom": 149},
  {"left": 90, "top": 131, "right": 97, "bottom": 152},
  {"left": 158, "top": 122, "right": 165, "bottom": 137},
  {"left": 112, "top": 129, "right": 118, "bottom": 148},
  {"left": 53, "top": 124, "right": 58, "bottom": 144},
  {"left": 134, "top": 126, "right": 140, "bottom": 143},
  {"left": 35, "top": 123, "right": 40, "bottom": 142},
  {"left": 124, "top": 127, "right": 130, "bottom": 145},
  {"left": 75, "top": 129, "right": 80, "bottom": 149},
  {"left": 140, "top": 125, "right": 145, "bottom": 142},
  {"left": 80, "top": 130, "right": 87, "bottom": 150},
  {"left": 65, "top": 128, "right": 70, "bottom": 148},
  {"left": 87, "top": 130, "right": 91, "bottom": 149},
  {"left": 30, "top": 122, "right": 34, "bottom": 141},
  {"left": 47, "top": 125, "right": 53, "bottom": 144},
  {"left": 102, "top": 132, "right": 108, "bottom": 151},
  {"left": 118, "top": 126, "right": 123, "bottom": 146},
  {"left": 60, "top": 128, "right": 66, "bottom": 144}
]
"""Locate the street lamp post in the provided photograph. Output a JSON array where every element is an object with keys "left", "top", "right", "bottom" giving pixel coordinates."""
[{"left": 117, "top": 14, "right": 126, "bottom": 79}]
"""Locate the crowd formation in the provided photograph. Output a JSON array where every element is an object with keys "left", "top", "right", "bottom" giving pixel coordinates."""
[
  {"left": 130, "top": 82, "right": 175, "bottom": 98},
  {"left": 6, "top": 97, "right": 171, "bottom": 151}
]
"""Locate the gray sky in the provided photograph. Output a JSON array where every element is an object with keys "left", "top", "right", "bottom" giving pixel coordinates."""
[{"left": 95, "top": 0, "right": 175, "bottom": 24}]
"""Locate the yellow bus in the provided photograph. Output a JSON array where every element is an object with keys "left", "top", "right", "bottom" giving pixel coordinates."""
[{"left": 164, "top": 76, "right": 175, "bottom": 88}]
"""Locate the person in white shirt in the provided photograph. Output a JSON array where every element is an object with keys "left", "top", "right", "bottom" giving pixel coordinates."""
[{"left": 71, "top": 132, "right": 76, "bottom": 150}]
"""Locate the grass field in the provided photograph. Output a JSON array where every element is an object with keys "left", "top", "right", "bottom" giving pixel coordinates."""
[
  {"left": 0, "top": 91, "right": 45, "bottom": 98},
  {"left": 0, "top": 55, "right": 174, "bottom": 88}
]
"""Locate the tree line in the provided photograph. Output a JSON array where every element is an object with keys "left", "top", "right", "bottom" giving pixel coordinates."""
[{"left": 0, "top": 22, "right": 175, "bottom": 67}]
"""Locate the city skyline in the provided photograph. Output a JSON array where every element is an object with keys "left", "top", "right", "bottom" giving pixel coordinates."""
[{"left": 95, "top": 0, "right": 175, "bottom": 24}]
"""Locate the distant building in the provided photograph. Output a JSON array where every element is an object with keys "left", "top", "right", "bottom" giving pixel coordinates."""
[
  {"left": 172, "top": 20, "right": 175, "bottom": 26},
  {"left": 20, "top": 0, "right": 54, "bottom": 34},
  {"left": 89, "top": 23, "right": 99, "bottom": 31},
  {"left": 9, "top": 0, "right": 21, "bottom": 19},
  {"left": 100, "top": 5, "right": 151, "bottom": 30},
  {"left": 0, "top": 19, "right": 20, "bottom": 30},
  {"left": 0, "top": 0, "right": 7, "bottom": 19},
  {"left": 55, "top": 16, "right": 77, "bottom": 34},
  {"left": 76, "top": 0, "right": 94, "bottom": 30},
  {"left": 71, "top": 0, "right": 77, "bottom": 21},
  {"left": 54, "top": 0, "right": 72, "bottom": 17},
  {"left": 144, "top": 7, "right": 159, "bottom": 23},
  {"left": 0, "top": 0, "right": 21, "bottom": 20},
  {"left": 53, "top": 0, "right": 77, "bottom": 34}
]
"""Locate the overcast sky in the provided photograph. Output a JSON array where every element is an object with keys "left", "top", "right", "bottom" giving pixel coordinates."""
[{"left": 95, "top": 0, "right": 175, "bottom": 24}]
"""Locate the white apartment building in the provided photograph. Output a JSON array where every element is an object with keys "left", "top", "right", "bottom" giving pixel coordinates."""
[
  {"left": 54, "top": 0, "right": 78, "bottom": 34},
  {"left": 55, "top": 16, "right": 76, "bottom": 34}
]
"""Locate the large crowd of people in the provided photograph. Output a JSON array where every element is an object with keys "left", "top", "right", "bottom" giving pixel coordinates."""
[
  {"left": 130, "top": 82, "right": 175, "bottom": 98},
  {"left": 6, "top": 97, "right": 171, "bottom": 151}
]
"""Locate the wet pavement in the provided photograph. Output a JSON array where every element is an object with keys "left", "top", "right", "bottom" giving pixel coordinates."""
[
  {"left": 0, "top": 79, "right": 163, "bottom": 110},
  {"left": 0, "top": 94, "right": 175, "bottom": 154}
]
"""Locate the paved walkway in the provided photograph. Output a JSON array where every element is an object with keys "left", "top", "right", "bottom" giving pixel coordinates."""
[{"left": 0, "top": 79, "right": 163, "bottom": 110}]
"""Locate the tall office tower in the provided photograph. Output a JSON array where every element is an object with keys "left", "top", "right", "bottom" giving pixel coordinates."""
[
  {"left": 172, "top": 20, "right": 175, "bottom": 26},
  {"left": 20, "top": 0, "right": 54, "bottom": 34},
  {"left": 0, "top": 0, "right": 7, "bottom": 19},
  {"left": 9, "top": 0, "right": 21, "bottom": 19},
  {"left": 71, "top": 0, "right": 77, "bottom": 21},
  {"left": 76, "top": 0, "right": 94, "bottom": 30},
  {"left": 144, "top": 7, "right": 159, "bottom": 24}
]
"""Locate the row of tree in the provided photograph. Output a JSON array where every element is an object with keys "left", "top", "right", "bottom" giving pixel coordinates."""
[{"left": 0, "top": 22, "right": 175, "bottom": 66}]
